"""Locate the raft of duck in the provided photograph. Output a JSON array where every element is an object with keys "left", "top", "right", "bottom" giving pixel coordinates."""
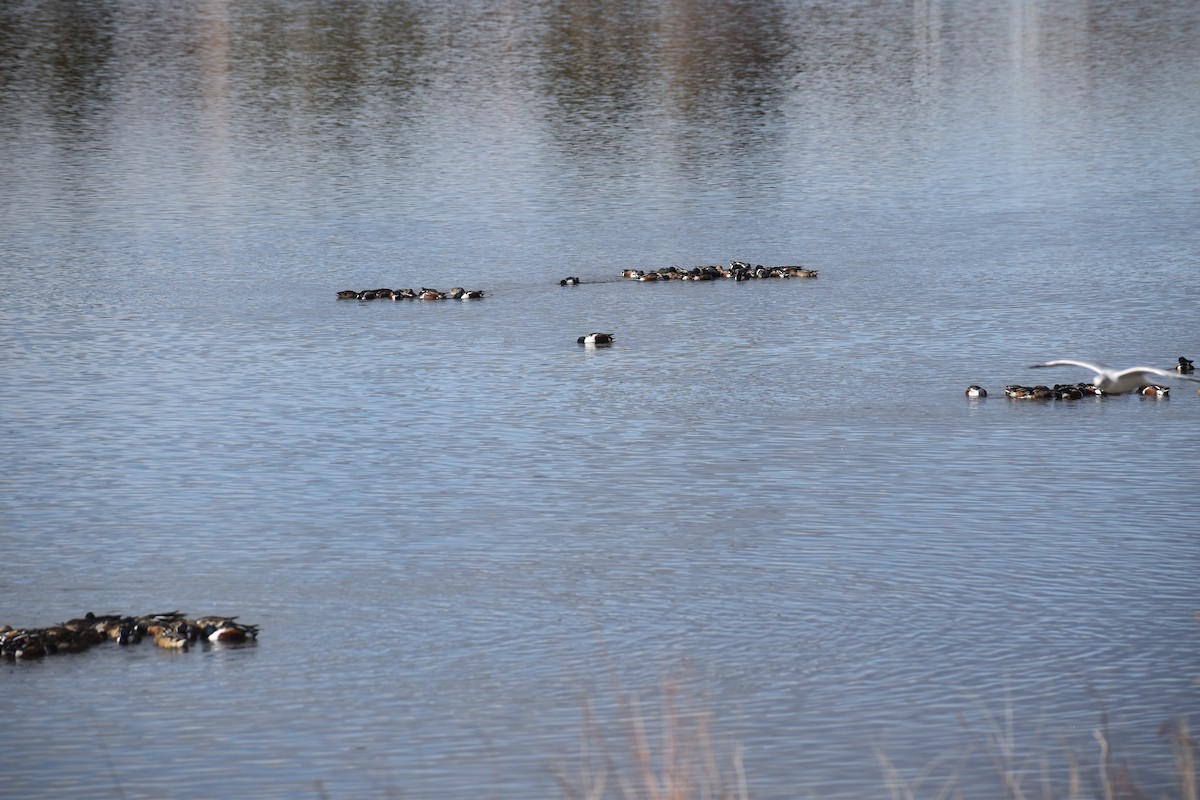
[
  {"left": 967, "top": 379, "right": 1178, "bottom": 400},
  {"left": 331, "top": 269, "right": 1199, "bottom": 401},
  {"left": 335, "top": 261, "right": 820, "bottom": 302},
  {"left": 2, "top": 611, "right": 258, "bottom": 660},
  {"left": 970, "top": 358, "right": 1195, "bottom": 399}
]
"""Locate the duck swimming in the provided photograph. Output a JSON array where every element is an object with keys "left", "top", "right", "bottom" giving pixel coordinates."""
[
  {"left": 1177, "top": 357, "right": 1195, "bottom": 374},
  {"left": 577, "top": 332, "right": 614, "bottom": 345},
  {"left": 965, "top": 385, "right": 987, "bottom": 398}
]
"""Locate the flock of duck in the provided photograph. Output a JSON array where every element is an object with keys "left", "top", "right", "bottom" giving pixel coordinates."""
[
  {"left": 336, "top": 262, "right": 819, "bottom": 302},
  {"left": 337, "top": 287, "right": 484, "bottom": 301},
  {"left": 337, "top": 262, "right": 818, "bottom": 345},
  {"left": 333, "top": 269, "right": 1199, "bottom": 400},
  {"left": 968, "top": 357, "right": 1198, "bottom": 399},
  {"left": 2, "top": 611, "right": 258, "bottom": 660},
  {"left": 616, "top": 261, "right": 820, "bottom": 281}
]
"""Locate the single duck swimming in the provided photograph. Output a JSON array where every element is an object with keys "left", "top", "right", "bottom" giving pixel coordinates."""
[{"left": 578, "top": 332, "right": 614, "bottom": 345}]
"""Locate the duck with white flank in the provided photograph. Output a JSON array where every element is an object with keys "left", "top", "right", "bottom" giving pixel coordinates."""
[{"left": 578, "top": 333, "right": 614, "bottom": 346}]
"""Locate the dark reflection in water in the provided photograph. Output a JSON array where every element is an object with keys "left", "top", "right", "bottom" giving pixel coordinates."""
[{"left": 1, "top": 1, "right": 1199, "bottom": 799}]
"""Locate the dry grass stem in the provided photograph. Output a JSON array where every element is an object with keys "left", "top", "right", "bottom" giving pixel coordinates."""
[{"left": 558, "top": 678, "right": 746, "bottom": 800}]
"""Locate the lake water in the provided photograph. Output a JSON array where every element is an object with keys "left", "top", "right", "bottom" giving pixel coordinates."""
[{"left": 2, "top": 1, "right": 1198, "bottom": 797}]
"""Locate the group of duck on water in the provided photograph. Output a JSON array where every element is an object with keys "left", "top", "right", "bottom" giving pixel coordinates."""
[
  {"left": 338, "top": 262, "right": 818, "bottom": 301},
  {"left": 337, "top": 287, "right": 484, "bottom": 301},
  {"left": 2, "top": 611, "right": 258, "bottom": 660},
  {"left": 967, "top": 357, "right": 1197, "bottom": 399},
  {"left": 333, "top": 268, "right": 1197, "bottom": 398},
  {"left": 615, "top": 261, "right": 819, "bottom": 281},
  {"left": 337, "top": 261, "right": 818, "bottom": 346}
]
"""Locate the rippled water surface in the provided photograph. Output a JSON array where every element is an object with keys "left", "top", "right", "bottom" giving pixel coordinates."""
[{"left": 2, "top": 1, "right": 1198, "bottom": 798}]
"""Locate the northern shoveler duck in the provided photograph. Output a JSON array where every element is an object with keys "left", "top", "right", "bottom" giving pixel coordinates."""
[
  {"left": 1056, "top": 386, "right": 1084, "bottom": 400},
  {"left": 1031, "top": 359, "right": 1200, "bottom": 394},
  {"left": 637, "top": 272, "right": 659, "bottom": 281},
  {"left": 622, "top": 269, "right": 643, "bottom": 279},
  {"left": 418, "top": 288, "right": 445, "bottom": 300},
  {"left": 1004, "top": 385, "right": 1052, "bottom": 399},
  {"left": 578, "top": 332, "right": 614, "bottom": 345},
  {"left": 153, "top": 625, "right": 189, "bottom": 651},
  {"left": 395, "top": 288, "right": 417, "bottom": 299},
  {"left": 336, "top": 290, "right": 358, "bottom": 300},
  {"left": 560, "top": 277, "right": 581, "bottom": 286},
  {"left": 1176, "top": 357, "right": 1195, "bottom": 374},
  {"left": 965, "top": 385, "right": 987, "bottom": 398},
  {"left": 1139, "top": 384, "right": 1170, "bottom": 397},
  {"left": 193, "top": 616, "right": 259, "bottom": 643},
  {"left": 449, "top": 288, "right": 485, "bottom": 300}
]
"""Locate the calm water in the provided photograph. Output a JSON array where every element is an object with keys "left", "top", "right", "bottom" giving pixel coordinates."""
[{"left": 2, "top": 1, "right": 1199, "bottom": 797}]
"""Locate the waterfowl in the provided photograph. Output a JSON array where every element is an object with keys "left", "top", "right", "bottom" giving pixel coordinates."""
[
  {"left": 965, "top": 385, "right": 987, "bottom": 398},
  {"left": 622, "top": 269, "right": 644, "bottom": 279},
  {"left": 395, "top": 288, "right": 417, "bottom": 299},
  {"left": 198, "top": 618, "right": 259, "bottom": 643},
  {"left": 136, "top": 611, "right": 187, "bottom": 637},
  {"left": 1005, "top": 385, "right": 1052, "bottom": 399},
  {"left": 1031, "top": 359, "right": 1200, "bottom": 395},
  {"left": 336, "top": 290, "right": 358, "bottom": 300},
  {"left": 1139, "top": 384, "right": 1170, "bottom": 397},
  {"left": 577, "top": 332, "right": 614, "bottom": 345},
  {"left": 449, "top": 288, "right": 485, "bottom": 300},
  {"left": 153, "top": 625, "right": 190, "bottom": 651},
  {"left": 5, "top": 632, "right": 47, "bottom": 660},
  {"left": 560, "top": 277, "right": 581, "bottom": 286},
  {"left": 1177, "top": 357, "right": 1195, "bottom": 374},
  {"left": 418, "top": 288, "right": 445, "bottom": 300}
]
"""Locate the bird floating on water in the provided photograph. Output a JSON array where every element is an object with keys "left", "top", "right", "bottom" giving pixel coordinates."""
[
  {"left": 578, "top": 332, "right": 614, "bottom": 345},
  {"left": 1177, "top": 356, "right": 1195, "bottom": 374},
  {"left": 965, "top": 385, "right": 987, "bottom": 398},
  {"left": 1030, "top": 359, "right": 1200, "bottom": 395}
]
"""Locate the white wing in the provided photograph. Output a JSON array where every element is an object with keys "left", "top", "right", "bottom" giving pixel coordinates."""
[
  {"left": 1030, "top": 359, "right": 1105, "bottom": 372},
  {"left": 1124, "top": 367, "right": 1200, "bottom": 384}
]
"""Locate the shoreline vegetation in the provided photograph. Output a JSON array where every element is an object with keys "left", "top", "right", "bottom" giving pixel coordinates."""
[{"left": 553, "top": 679, "right": 1196, "bottom": 800}]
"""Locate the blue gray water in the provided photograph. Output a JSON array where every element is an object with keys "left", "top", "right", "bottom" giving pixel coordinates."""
[{"left": 2, "top": 1, "right": 1198, "bottom": 797}]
